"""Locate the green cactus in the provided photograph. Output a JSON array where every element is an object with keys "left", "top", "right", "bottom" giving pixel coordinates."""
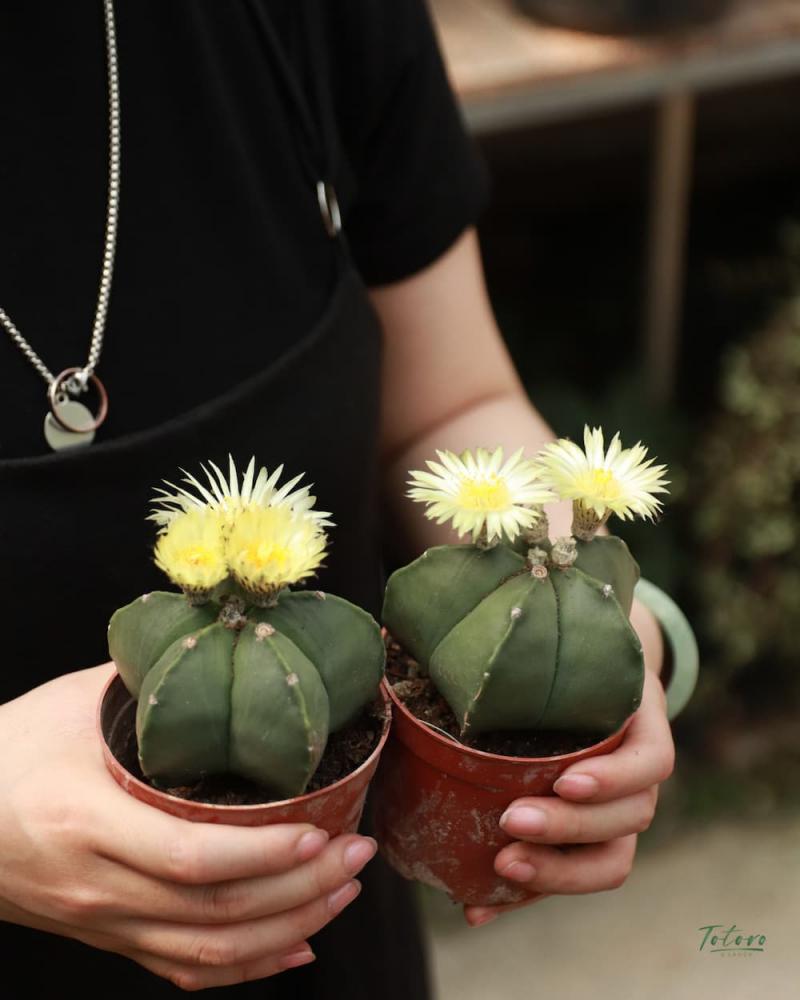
[
  {"left": 394, "top": 433, "right": 668, "bottom": 741},
  {"left": 107, "top": 456, "right": 385, "bottom": 799},
  {"left": 109, "top": 587, "right": 384, "bottom": 797},
  {"left": 383, "top": 535, "right": 643, "bottom": 739}
]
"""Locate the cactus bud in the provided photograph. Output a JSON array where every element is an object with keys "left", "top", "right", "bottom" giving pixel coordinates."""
[{"left": 550, "top": 536, "right": 578, "bottom": 569}]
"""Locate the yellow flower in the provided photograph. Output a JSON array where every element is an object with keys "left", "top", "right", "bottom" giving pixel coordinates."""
[
  {"left": 536, "top": 426, "right": 669, "bottom": 534},
  {"left": 225, "top": 505, "right": 327, "bottom": 604},
  {"left": 407, "top": 446, "right": 555, "bottom": 544},
  {"left": 148, "top": 455, "right": 332, "bottom": 532},
  {"left": 154, "top": 507, "right": 228, "bottom": 596}
]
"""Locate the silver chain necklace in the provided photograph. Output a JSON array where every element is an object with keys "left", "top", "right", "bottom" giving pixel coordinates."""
[{"left": 0, "top": 0, "right": 119, "bottom": 451}]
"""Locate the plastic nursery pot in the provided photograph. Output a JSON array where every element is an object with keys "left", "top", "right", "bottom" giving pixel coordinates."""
[
  {"left": 98, "top": 672, "right": 391, "bottom": 834},
  {"left": 372, "top": 678, "right": 629, "bottom": 906}
]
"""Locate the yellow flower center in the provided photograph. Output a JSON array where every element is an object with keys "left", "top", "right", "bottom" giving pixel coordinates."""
[
  {"left": 456, "top": 476, "right": 511, "bottom": 512},
  {"left": 574, "top": 469, "right": 622, "bottom": 501},
  {"left": 241, "top": 541, "right": 291, "bottom": 571},
  {"left": 177, "top": 544, "right": 221, "bottom": 568}
]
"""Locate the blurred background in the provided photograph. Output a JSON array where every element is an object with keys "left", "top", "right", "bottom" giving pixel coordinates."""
[{"left": 420, "top": 1, "right": 800, "bottom": 996}]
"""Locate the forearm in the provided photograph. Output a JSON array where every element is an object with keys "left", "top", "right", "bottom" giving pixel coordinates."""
[{"left": 373, "top": 228, "right": 663, "bottom": 676}]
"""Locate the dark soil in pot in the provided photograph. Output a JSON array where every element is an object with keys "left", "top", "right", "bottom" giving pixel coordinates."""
[
  {"left": 386, "top": 638, "right": 606, "bottom": 758},
  {"left": 108, "top": 693, "right": 384, "bottom": 806}
]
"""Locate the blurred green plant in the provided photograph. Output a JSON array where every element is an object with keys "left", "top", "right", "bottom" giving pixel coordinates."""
[
  {"left": 680, "top": 224, "right": 800, "bottom": 781},
  {"left": 692, "top": 307, "right": 800, "bottom": 678},
  {"left": 503, "top": 222, "right": 800, "bottom": 827}
]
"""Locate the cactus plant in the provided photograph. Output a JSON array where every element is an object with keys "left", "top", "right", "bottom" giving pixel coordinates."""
[
  {"left": 107, "top": 457, "right": 385, "bottom": 799},
  {"left": 383, "top": 431, "right": 668, "bottom": 739}
]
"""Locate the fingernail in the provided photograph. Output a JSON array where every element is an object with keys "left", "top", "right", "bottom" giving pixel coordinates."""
[
  {"left": 500, "top": 805, "right": 548, "bottom": 835},
  {"left": 296, "top": 829, "right": 330, "bottom": 862},
  {"left": 328, "top": 879, "right": 362, "bottom": 914},
  {"left": 279, "top": 948, "right": 316, "bottom": 970},
  {"left": 468, "top": 908, "right": 499, "bottom": 927},
  {"left": 553, "top": 774, "right": 599, "bottom": 798},
  {"left": 343, "top": 837, "right": 377, "bottom": 876},
  {"left": 498, "top": 860, "right": 536, "bottom": 883}
]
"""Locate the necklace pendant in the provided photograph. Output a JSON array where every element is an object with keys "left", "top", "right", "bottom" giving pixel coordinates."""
[
  {"left": 44, "top": 399, "right": 96, "bottom": 451},
  {"left": 43, "top": 368, "right": 109, "bottom": 450}
]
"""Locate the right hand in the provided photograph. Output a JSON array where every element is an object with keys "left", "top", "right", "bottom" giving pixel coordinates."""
[{"left": 0, "top": 664, "right": 378, "bottom": 991}]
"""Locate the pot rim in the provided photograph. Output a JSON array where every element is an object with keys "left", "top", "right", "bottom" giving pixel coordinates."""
[
  {"left": 382, "top": 676, "right": 632, "bottom": 765},
  {"left": 97, "top": 670, "right": 392, "bottom": 815}
]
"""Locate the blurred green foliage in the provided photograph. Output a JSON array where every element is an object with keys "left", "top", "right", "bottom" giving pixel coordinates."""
[
  {"left": 497, "top": 221, "right": 800, "bottom": 825},
  {"left": 667, "top": 225, "right": 800, "bottom": 825},
  {"left": 690, "top": 280, "right": 800, "bottom": 700}
]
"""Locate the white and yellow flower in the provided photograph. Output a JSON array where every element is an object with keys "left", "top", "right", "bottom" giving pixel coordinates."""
[
  {"left": 148, "top": 455, "right": 332, "bottom": 532},
  {"left": 407, "top": 446, "right": 555, "bottom": 544},
  {"left": 225, "top": 505, "right": 328, "bottom": 604},
  {"left": 150, "top": 457, "right": 331, "bottom": 602},
  {"left": 535, "top": 426, "right": 669, "bottom": 537},
  {"left": 154, "top": 507, "right": 229, "bottom": 597}
]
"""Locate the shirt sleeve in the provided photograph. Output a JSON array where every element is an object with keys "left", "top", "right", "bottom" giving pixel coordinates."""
[{"left": 332, "top": 1, "right": 491, "bottom": 287}]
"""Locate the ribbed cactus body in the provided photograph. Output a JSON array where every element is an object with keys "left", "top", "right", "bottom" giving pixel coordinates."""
[
  {"left": 428, "top": 570, "right": 558, "bottom": 735},
  {"left": 137, "top": 623, "right": 236, "bottom": 784},
  {"left": 573, "top": 535, "right": 639, "bottom": 616},
  {"left": 254, "top": 592, "right": 384, "bottom": 731},
  {"left": 229, "top": 623, "right": 330, "bottom": 797},
  {"left": 108, "top": 592, "right": 217, "bottom": 698},
  {"left": 382, "top": 544, "right": 525, "bottom": 671},
  {"left": 108, "top": 589, "right": 384, "bottom": 797},
  {"left": 383, "top": 537, "right": 644, "bottom": 738}
]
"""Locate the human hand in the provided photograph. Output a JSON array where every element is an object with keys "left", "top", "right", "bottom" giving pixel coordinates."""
[
  {"left": 0, "top": 664, "right": 378, "bottom": 990},
  {"left": 463, "top": 666, "right": 674, "bottom": 927}
]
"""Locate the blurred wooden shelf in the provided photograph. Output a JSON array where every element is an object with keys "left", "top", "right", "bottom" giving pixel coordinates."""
[
  {"left": 430, "top": 0, "right": 800, "bottom": 133},
  {"left": 429, "top": 0, "right": 800, "bottom": 404}
]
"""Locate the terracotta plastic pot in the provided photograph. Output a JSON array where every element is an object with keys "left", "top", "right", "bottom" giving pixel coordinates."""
[
  {"left": 372, "top": 678, "right": 629, "bottom": 906},
  {"left": 98, "top": 672, "right": 391, "bottom": 833}
]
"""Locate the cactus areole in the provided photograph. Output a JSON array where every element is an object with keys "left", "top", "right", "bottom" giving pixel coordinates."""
[{"left": 107, "top": 457, "right": 385, "bottom": 799}]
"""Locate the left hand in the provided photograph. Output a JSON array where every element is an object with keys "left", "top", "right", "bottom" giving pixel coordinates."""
[{"left": 463, "top": 665, "right": 675, "bottom": 927}]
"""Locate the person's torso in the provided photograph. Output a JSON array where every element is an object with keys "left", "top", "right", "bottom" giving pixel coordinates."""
[
  {"left": 0, "top": 0, "right": 363, "bottom": 458},
  {"left": 0, "top": 0, "right": 382, "bottom": 690},
  {"left": 0, "top": 7, "right": 436, "bottom": 996}
]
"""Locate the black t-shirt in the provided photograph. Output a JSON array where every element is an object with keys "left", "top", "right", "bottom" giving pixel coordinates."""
[
  {"left": 0, "top": 0, "right": 489, "bottom": 459},
  {"left": 1, "top": 5, "right": 488, "bottom": 997},
  {"left": 1, "top": 4, "right": 490, "bottom": 996}
]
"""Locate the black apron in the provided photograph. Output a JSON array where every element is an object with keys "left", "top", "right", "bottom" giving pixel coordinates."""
[{"left": 0, "top": 9, "right": 430, "bottom": 997}]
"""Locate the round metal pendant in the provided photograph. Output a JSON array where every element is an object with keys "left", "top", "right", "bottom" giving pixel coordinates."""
[
  {"left": 44, "top": 400, "right": 96, "bottom": 451},
  {"left": 48, "top": 368, "right": 109, "bottom": 432}
]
